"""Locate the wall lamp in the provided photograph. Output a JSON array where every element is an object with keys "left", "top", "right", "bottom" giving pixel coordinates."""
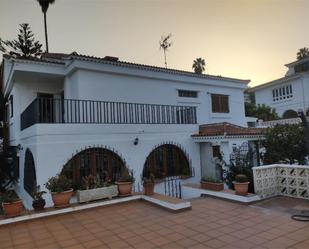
[{"left": 133, "top": 137, "right": 139, "bottom": 146}]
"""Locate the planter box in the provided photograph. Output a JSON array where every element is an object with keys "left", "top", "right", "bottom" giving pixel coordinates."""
[
  {"left": 200, "top": 181, "right": 224, "bottom": 191},
  {"left": 77, "top": 185, "right": 118, "bottom": 203}
]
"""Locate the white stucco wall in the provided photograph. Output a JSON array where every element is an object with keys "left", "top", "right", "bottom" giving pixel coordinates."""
[
  {"left": 2, "top": 57, "right": 250, "bottom": 209},
  {"left": 8, "top": 74, "right": 63, "bottom": 144},
  {"left": 254, "top": 75, "right": 309, "bottom": 117},
  {"left": 16, "top": 123, "right": 200, "bottom": 209},
  {"left": 67, "top": 67, "right": 247, "bottom": 127}
]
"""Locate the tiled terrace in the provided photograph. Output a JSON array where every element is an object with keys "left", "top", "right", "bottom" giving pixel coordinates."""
[{"left": 1, "top": 197, "right": 309, "bottom": 249}]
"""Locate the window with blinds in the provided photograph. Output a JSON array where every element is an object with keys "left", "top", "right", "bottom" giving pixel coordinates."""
[
  {"left": 178, "top": 90, "right": 198, "bottom": 98},
  {"left": 272, "top": 85, "right": 293, "bottom": 102},
  {"left": 211, "top": 94, "right": 229, "bottom": 113}
]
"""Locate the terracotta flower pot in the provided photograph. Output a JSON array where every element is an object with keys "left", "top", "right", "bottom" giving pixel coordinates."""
[
  {"left": 144, "top": 182, "right": 155, "bottom": 196},
  {"left": 200, "top": 181, "right": 224, "bottom": 191},
  {"left": 116, "top": 182, "right": 133, "bottom": 196},
  {"left": 51, "top": 189, "right": 73, "bottom": 208},
  {"left": 32, "top": 199, "right": 46, "bottom": 211},
  {"left": 233, "top": 182, "right": 249, "bottom": 196},
  {"left": 2, "top": 200, "right": 23, "bottom": 218}
]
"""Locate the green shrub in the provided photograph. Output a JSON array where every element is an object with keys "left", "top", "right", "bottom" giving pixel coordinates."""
[
  {"left": 45, "top": 174, "right": 72, "bottom": 193},
  {"left": 1, "top": 190, "right": 20, "bottom": 203},
  {"left": 235, "top": 174, "right": 248, "bottom": 183},
  {"left": 201, "top": 176, "right": 222, "bottom": 183},
  {"left": 118, "top": 170, "right": 134, "bottom": 183},
  {"left": 143, "top": 173, "right": 155, "bottom": 184},
  {"left": 262, "top": 124, "right": 307, "bottom": 165}
]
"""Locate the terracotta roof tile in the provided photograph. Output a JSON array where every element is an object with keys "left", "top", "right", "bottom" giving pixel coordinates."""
[
  {"left": 192, "top": 122, "right": 263, "bottom": 137},
  {"left": 66, "top": 53, "right": 250, "bottom": 83},
  {"left": 6, "top": 52, "right": 249, "bottom": 84}
]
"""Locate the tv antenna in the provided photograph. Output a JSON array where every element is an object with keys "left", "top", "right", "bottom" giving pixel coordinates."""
[{"left": 159, "top": 33, "right": 172, "bottom": 68}]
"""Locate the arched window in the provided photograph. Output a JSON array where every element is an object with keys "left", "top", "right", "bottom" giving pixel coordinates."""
[
  {"left": 143, "top": 144, "right": 190, "bottom": 179},
  {"left": 24, "top": 149, "right": 37, "bottom": 197},
  {"left": 61, "top": 148, "right": 128, "bottom": 189},
  {"left": 282, "top": 109, "right": 298, "bottom": 119}
]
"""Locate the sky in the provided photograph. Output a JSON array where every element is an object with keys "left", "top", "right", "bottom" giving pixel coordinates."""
[{"left": 0, "top": 0, "right": 308, "bottom": 87}]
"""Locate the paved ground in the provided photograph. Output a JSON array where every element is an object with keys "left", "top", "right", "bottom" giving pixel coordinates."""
[
  {"left": 252, "top": 196, "right": 309, "bottom": 214},
  {"left": 1, "top": 197, "right": 309, "bottom": 249}
]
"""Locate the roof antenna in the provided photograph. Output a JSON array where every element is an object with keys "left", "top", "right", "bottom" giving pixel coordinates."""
[{"left": 159, "top": 33, "right": 172, "bottom": 68}]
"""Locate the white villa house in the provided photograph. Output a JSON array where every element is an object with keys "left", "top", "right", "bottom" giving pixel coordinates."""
[
  {"left": 251, "top": 57, "right": 309, "bottom": 118},
  {"left": 1, "top": 53, "right": 263, "bottom": 209}
]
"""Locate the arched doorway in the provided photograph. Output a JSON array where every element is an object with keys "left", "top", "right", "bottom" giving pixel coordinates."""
[
  {"left": 24, "top": 149, "right": 37, "bottom": 197},
  {"left": 61, "top": 148, "right": 128, "bottom": 189},
  {"left": 282, "top": 109, "right": 298, "bottom": 119},
  {"left": 143, "top": 144, "right": 191, "bottom": 179}
]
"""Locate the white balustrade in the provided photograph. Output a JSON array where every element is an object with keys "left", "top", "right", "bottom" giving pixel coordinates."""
[
  {"left": 253, "top": 164, "right": 309, "bottom": 200},
  {"left": 257, "top": 118, "right": 301, "bottom": 128}
]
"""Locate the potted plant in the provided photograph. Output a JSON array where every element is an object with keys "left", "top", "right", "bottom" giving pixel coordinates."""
[
  {"left": 233, "top": 174, "right": 249, "bottom": 196},
  {"left": 45, "top": 174, "right": 73, "bottom": 208},
  {"left": 32, "top": 185, "right": 46, "bottom": 211},
  {"left": 200, "top": 176, "right": 224, "bottom": 191},
  {"left": 2, "top": 190, "right": 23, "bottom": 218},
  {"left": 143, "top": 173, "right": 155, "bottom": 196},
  {"left": 116, "top": 170, "right": 134, "bottom": 196},
  {"left": 76, "top": 175, "right": 118, "bottom": 203}
]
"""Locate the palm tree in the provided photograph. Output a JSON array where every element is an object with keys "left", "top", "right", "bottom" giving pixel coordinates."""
[
  {"left": 296, "top": 47, "right": 309, "bottom": 60},
  {"left": 37, "top": 0, "right": 55, "bottom": 53},
  {"left": 192, "top": 58, "right": 206, "bottom": 74}
]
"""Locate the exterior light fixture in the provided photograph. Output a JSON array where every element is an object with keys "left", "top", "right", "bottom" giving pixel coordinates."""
[{"left": 134, "top": 138, "right": 139, "bottom": 146}]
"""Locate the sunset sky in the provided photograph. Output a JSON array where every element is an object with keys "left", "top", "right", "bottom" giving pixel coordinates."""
[{"left": 1, "top": 0, "right": 308, "bottom": 86}]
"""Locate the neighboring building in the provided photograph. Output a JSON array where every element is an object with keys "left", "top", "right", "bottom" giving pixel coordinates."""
[
  {"left": 251, "top": 57, "right": 309, "bottom": 118},
  {"left": 1, "top": 53, "right": 262, "bottom": 209},
  {"left": 244, "top": 88, "right": 255, "bottom": 104}
]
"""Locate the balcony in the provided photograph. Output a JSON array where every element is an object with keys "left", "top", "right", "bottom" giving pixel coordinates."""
[
  {"left": 253, "top": 164, "right": 309, "bottom": 200},
  {"left": 20, "top": 98, "right": 197, "bottom": 130}
]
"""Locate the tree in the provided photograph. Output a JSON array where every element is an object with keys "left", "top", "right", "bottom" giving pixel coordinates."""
[
  {"left": 192, "top": 57, "right": 206, "bottom": 74},
  {"left": 262, "top": 124, "right": 307, "bottom": 165},
  {"left": 296, "top": 47, "right": 309, "bottom": 60},
  {"left": 245, "top": 103, "right": 278, "bottom": 121},
  {"left": 0, "top": 23, "right": 42, "bottom": 57},
  {"left": 37, "top": 0, "right": 55, "bottom": 53}
]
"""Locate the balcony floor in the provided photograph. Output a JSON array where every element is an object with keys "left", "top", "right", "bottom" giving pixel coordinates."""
[{"left": 1, "top": 197, "right": 309, "bottom": 249}]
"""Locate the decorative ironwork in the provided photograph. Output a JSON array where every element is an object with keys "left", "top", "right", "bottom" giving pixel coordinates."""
[
  {"left": 20, "top": 97, "right": 197, "bottom": 130},
  {"left": 164, "top": 176, "right": 182, "bottom": 199},
  {"left": 143, "top": 144, "right": 193, "bottom": 179},
  {"left": 253, "top": 164, "right": 309, "bottom": 200},
  {"left": 61, "top": 147, "right": 129, "bottom": 189},
  {"left": 24, "top": 149, "right": 37, "bottom": 197}
]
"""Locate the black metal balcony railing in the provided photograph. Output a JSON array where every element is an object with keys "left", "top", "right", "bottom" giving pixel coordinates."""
[{"left": 21, "top": 98, "right": 197, "bottom": 130}]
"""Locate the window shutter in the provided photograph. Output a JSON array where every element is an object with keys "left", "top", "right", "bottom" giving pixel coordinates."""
[
  {"left": 211, "top": 94, "right": 229, "bottom": 113},
  {"left": 221, "top": 95, "right": 229, "bottom": 113},
  {"left": 211, "top": 95, "right": 220, "bottom": 112}
]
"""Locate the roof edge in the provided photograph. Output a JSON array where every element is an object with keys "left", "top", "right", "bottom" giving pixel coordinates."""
[
  {"left": 249, "top": 74, "right": 302, "bottom": 92},
  {"left": 285, "top": 57, "right": 309, "bottom": 67},
  {"left": 67, "top": 54, "right": 250, "bottom": 84}
]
